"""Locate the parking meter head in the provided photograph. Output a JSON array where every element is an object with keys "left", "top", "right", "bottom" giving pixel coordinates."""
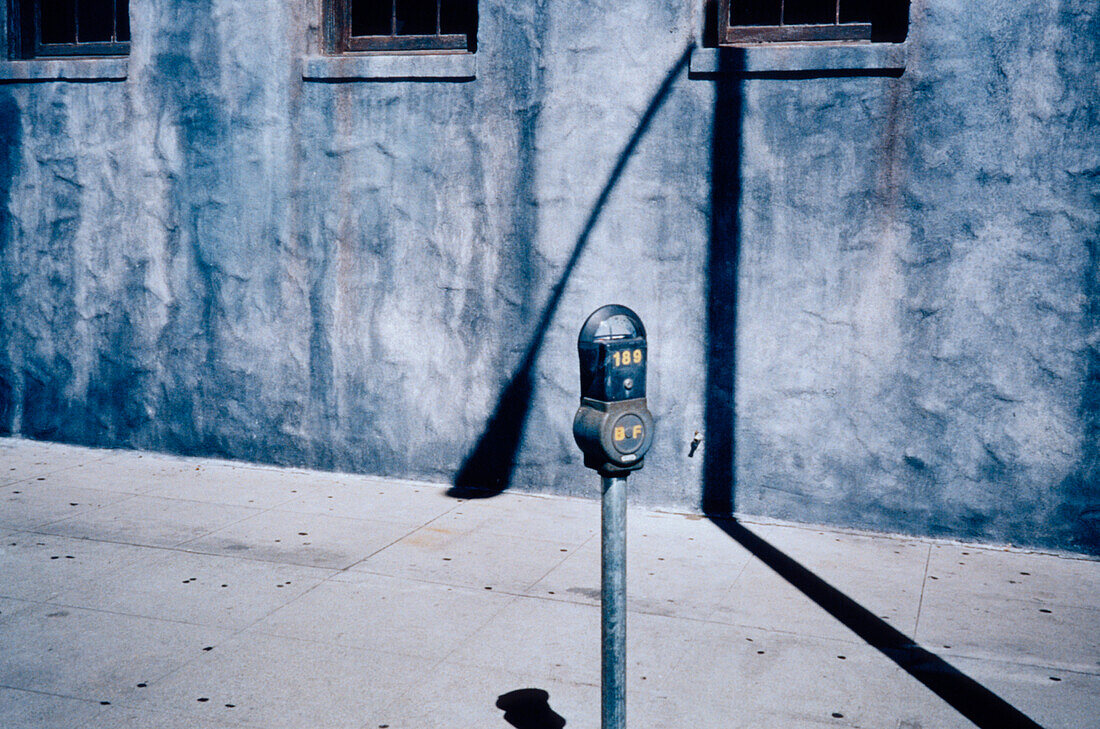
[
  {"left": 578, "top": 304, "right": 647, "bottom": 402},
  {"left": 574, "top": 305, "right": 654, "bottom": 476}
]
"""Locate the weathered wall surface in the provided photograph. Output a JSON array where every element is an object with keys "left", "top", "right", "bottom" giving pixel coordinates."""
[
  {"left": 729, "top": 0, "right": 1100, "bottom": 554},
  {"left": 0, "top": 0, "right": 1096, "bottom": 553}
]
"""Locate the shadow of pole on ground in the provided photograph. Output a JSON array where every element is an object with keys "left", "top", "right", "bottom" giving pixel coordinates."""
[{"left": 707, "top": 517, "right": 1046, "bottom": 729}]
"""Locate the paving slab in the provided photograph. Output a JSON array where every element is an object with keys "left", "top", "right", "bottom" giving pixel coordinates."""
[
  {"left": 0, "top": 600, "right": 233, "bottom": 700},
  {"left": 0, "top": 439, "right": 112, "bottom": 486},
  {"left": 254, "top": 570, "right": 514, "bottom": 661},
  {"left": 709, "top": 557, "right": 887, "bottom": 644},
  {"left": 425, "top": 491, "right": 601, "bottom": 545},
  {"left": 0, "top": 530, "right": 163, "bottom": 602},
  {"left": 742, "top": 521, "right": 931, "bottom": 635},
  {"left": 353, "top": 524, "right": 588, "bottom": 592},
  {"left": 135, "top": 462, "right": 312, "bottom": 509},
  {"left": 273, "top": 475, "right": 459, "bottom": 527},
  {"left": 944, "top": 655, "right": 1100, "bottom": 729},
  {"left": 0, "top": 480, "right": 135, "bottom": 531},
  {"left": 662, "top": 618, "right": 977, "bottom": 729},
  {"left": 915, "top": 587, "right": 1100, "bottom": 671},
  {"left": 527, "top": 533, "right": 753, "bottom": 620},
  {"left": 35, "top": 494, "right": 262, "bottom": 548},
  {"left": 378, "top": 664, "right": 599, "bottom": 729},
  {"left": 0, "top": 687, "right": 112, "bottom": 729},
  {"left": 637, "top": 510, "right": 760, "bottom": 561},
  {"left": 923, "top": 541, "right": 1100, "bottom": 608},
  {"left": 20, "top": 452, "right": 195, "bottom": 496},
  {"left": 183, "top": 509, "right": 414, "bottom": 569},
  {"left": 0, "top": 596, "right": 37, "bottom": 624},
  {"left": 446, "top": 593, "right": 698, "bottom": 685},
  {"left": 84, "top": 703, "right": 249, "bottom": 729},
  {"left": 127, "top": 632, "right": 436, "bottom": 729},
  {"left": 49, "top": 549, "right": 335, "bottom": 629},
  {"left": 447, "top": 593, "right": 602, "bottom": 678}
]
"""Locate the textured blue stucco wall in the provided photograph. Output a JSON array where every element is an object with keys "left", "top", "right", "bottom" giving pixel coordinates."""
[{"left": 0, "top": 0, "right": 1096, "bottom": 553}]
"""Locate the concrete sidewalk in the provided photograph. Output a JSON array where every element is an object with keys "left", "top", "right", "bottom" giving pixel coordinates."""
[{"left": 0, "top": 437, "right": 1096, "bottom": 729}]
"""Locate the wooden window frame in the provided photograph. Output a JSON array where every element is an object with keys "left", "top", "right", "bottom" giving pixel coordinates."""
[
  {"left": 717, "top": 0, "right": 872, "bottom": 45},
  {"left": 8, "top": 0, "right": 130, "bottom": 58},
  {"left": 335, "top": 0, "right": 469, "bottom": 54}
]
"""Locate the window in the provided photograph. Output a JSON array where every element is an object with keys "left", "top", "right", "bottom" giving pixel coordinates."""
[
  {"left": 717, "top": 0, "right": 908, "bottom": 45},
  {"left": 334, "top": 0, "right": 477, "bottom": 53},
  {"left": 9, "top": 0, "right": 130, "bottom": 58}
]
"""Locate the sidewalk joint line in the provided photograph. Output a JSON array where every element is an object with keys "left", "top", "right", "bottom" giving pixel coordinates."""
[
  {"left": 524, "top": 531, "right": 599, "bottom": 592},
  {"left": 913, "top": 541, "right": 932, "bottom": 640}
]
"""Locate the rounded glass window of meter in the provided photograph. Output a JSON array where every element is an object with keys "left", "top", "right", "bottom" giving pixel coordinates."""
[
  {"left": 594, "top": 314, "right": 639, "bottom": 340},
  {"left": 611, "top": 413, "right": 646, "bottom": 455}
]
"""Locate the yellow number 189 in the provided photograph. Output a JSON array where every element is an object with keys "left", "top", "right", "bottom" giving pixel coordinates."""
[{"left": 611, "top": 350, "right": 644, "bottom": 367}]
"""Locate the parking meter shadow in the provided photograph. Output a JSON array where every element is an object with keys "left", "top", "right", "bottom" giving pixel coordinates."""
[{"left": 496, "top": 688, "right": 567, "bottom": 729}]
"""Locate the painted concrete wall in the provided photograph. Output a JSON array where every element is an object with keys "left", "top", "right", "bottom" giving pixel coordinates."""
[{"left": 0, "top": 1, "right": 1096, "bottom": 554}]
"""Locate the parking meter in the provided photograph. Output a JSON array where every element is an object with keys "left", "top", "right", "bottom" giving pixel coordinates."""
[{"left": 573, "top": 305, "right": 654, "bottom": 476}]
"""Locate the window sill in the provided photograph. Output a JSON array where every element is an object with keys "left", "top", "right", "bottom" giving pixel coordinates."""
[
  {"left": 302, "top": 53, "right": 476, "bottom": 82},
  {"left": 0, "top": 58, "right": 128, "bottom": 82},
  {"left": 689, "top": 43, "right": 906, "bottom": 77}
]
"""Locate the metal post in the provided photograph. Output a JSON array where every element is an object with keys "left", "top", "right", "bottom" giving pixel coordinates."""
[{"left": 601, "top": 475, "right": 627, "bottom": 729}]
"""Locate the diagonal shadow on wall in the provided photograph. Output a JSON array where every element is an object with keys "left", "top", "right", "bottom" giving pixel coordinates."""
[
  {"left": 702, "top": 45, "right": 1043, "bottom": 729},
  {"left": 448, "top": 45, "right": 694, "bottom": 498}
]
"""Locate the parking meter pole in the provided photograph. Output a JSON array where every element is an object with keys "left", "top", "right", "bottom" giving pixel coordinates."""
[{"left": 601, "top": 474, "right": 627, "bottom": 729}]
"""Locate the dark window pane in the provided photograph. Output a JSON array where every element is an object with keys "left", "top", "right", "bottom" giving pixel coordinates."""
[
  {"left": 870, "top": 0, "right": 910, "bottom": 42},
  {"left": 351, "top": 0, "right": 392, "bottom": 36},
  {"left": 839, "top": 0, "right": 872, "bottom": 23},
  {"left": 78, "top": 0, "right": 115, "bottom": 42},
  {"left": 117, "top": 0, "right": 130, "bottom": 41},
  {"left": 40, "top": 0, "right": 77, "bottom": 44},
  {"left": 784, "top": 0, "right": 835, "bottom": 25},
  {"left": 439, "top": 0, "right": 474, "bottom": 37},
  {"left": 730, "top": 0, "right": 781, "bottom": 26},
  {"left": 396, "top": 0, "right": 437, "bottom": 35}
]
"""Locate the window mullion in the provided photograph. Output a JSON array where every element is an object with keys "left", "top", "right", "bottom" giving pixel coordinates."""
[
  {"left": 344, "top": 0, "right": 351, "bottom": 50},
  {"left": 33, "top": 0, "right": 42, "bottom": 50}
]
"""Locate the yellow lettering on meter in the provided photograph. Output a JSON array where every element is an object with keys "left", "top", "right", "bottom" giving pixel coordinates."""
[{"left": 614, "top": 426, "right": 626, "bottom": 441}]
